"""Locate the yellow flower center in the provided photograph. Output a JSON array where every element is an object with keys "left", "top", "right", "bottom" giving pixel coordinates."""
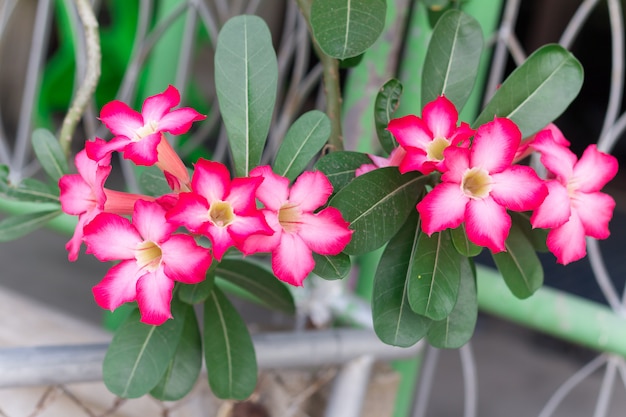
[
  {"left": 461, "top": 167, "right": 492, "bottom": 199},
  {"left": 133, "top": 120, "right": 159, "bottom": 141},
  {"left": 278, "top": 203, "right": 301, "bottom": 233},
  {"left": 426, "top": 137, "right": 450, "bottom": 161},
  {"left": 208, "top": 200, "right": 235, "bottom": 227},
  {"left": 135, "top": 240, "right": 163, "bottom": 271}
]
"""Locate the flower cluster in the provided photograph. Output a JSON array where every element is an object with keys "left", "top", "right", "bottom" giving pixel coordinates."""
[
  {"left": 359, "top": 95, "right": 618, "bottom": 264},
  {"left": 59, "top": 86, "right": 353, "bottom": 325}
]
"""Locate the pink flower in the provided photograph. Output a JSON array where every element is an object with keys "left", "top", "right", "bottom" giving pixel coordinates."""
[
  {"left": 241, "top": 166, "right": 353, "bottom": 286},
  {"left": 514, "top": 123, "right": 570, "bottom": 163},
  {"left": 84, "top": 200, "right": 212, "bottom": 325},
  {"left": 167, "top": 159, "right": 273, "bottom": 261},
  {"left": 355, "top": 146, "right": 406, "bottom": 177},
  {"left": 388, "top": 95, "right": 474, "bottom": 175},
  {"left": 530, "top": 130, "right": 618, "bottom": 264},
  {"left": 417, "top": 117, "right": 548, "bottom": 252}
]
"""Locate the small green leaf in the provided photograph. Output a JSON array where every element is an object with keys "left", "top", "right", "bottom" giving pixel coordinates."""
[
  {"left": 31, "top": 129, "right": 69, "bottom": 182},
  {"left": 273, "top": 110, "right": 331, "bottom": 181},
  {"left": 474, "top": 44, "right": 584, "bottom": 137},
  {"left": 3, "top": 178, "right": 59, "bottom": 203},
  {"left": 491, "top": 221, "right": 544, "bottom": 298},
  {"left": 150, "top": 305, "right": 202, "bottom": 401},
  {"left": 314, "top": 151, "right": 373, "bottom": 193},
  {"left": 310, "top": 0, "right": 387, "bottom": 59},
  {"left": 408, "top": 229, "right": 463, "bottom": 320},
  {"left": 421, "top": 10, "right": 484, "bottom": 111},
  {"left": 204, "top": 287, "right": 257, "bottom": 400},
  {"left": 216, "top": 259, "right": 295, "bottom": 315},
  {"left": 372, "top": 211, "right": 432, "bottom": 347},
  {"left": 313, "top": 252, "right": 351, "bottom": 280},
  {"left": 215, "top": 15, "right": 278, "bottom": 177},
  {"left": 179, "top": 273, "right": 216, "bottom": 305},
  {"left": 139, "top": 166, "right": 172, "bottom": 196},
  {"left": 450, "top": 224, "right": 482, "bottom": 257},
  {"left": 374, "top": 78, "right": 403, "bottom": 153},
  {"left": 423, "top": 0, "right": 450, "bottom": 10},
  {"left": 427, "top": 257, "right": 477, "bottom": 348},
  {"left": 330, "top": 168, "right": 428, "bottom": 255},
  {"left": 0, "top": 209, "right": 62, "bottom": 241}
]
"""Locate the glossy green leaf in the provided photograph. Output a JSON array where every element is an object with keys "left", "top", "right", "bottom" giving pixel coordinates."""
[
  {"left": 204, "top": 287, "right": 257, "bottom": 400},
  {"left": 216, "top": 259, "right": 295, "bottom": 315},
  {"left": 179, "top": 273, "right": 216, "bottom": 305},
  {"left": 310, "top": 0, "right": 387, "bottom": 59},
  {"left": 474, "top": 44, "right": 583, "bottom": 137},
  {"left": 150, "top": 305, "right": 202, "bottom": 401},
  {"left": 103, "top": 302, "right": 186, "bottom": 398},
  {"left": 408, "top": 229, "right": 463, "bottom": 320},
  {"left": 450, "top": 224, "right": 482, "bottom": 257},
  {"left": 421, "top": 10, "right": 484, "bottom": 110},
  {"left": 374, "top": 78, "right": 403, "bottom": 153},
  {"left": 372, "top": 211, "right": 432, "bottom": 347},
  {"left": 491, "top": 221, "right": 544, "bottom": 299},
  {"left": 31, "top": 129, "right": 69, "bottom": 182},
  {"left": 329, "top": 168, "right": 428, "bottom": 255},
  {"left": 0, "top": 209, "right": 62, "bottom": 242},
  {"left": 511, "top": 211, "right": 549, "bottom": 252},
  {"left": 1, "top": 178, "right": 59, "bottom": 203},
  {"left": 215, "top": 15, "right": 278, "bottom": 177},
  {"left": 273, "top": 110, "right": 331, "bottom": 181},
  {"left": 314, "top": 151, "right": 373, "bottom": 193},
  {"left": 313, "top": 252, "right": 351, "bottom": 280},
  {"left": 138, "top": 166, "right": 172, "bottom": 196},
  {"left": 427, "top": 257, "right": 477, "bottom": 348}
]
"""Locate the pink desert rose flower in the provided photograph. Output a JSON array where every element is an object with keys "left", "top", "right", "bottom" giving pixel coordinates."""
[
  {"left": 241, "top": 166, "right": 353, "bottom": 286},
  {"left": 417, "top": 117, "right": 548, "bottom": 252},
  {"left": 388, "top": 95, "right": 475, "bottom": 175},
  {"left": 530, "top": 130, "right": 618, "bottom": 264},
  {"left": 355, "top": 146, "right": 406, "bottom": 177},
  {"left": 514, "top": 123, "right": 571, "bottom": 163},
  {"left": 167, "top": 159, "right": 273, "bottom": 261},
  {"left": 84, "top": 200, "right": 212, "bottom": 325}
]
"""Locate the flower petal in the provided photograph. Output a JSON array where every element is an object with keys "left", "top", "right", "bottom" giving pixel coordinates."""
[
  {"left": 123, "top": 133, "right": 162, "bottom": 166},
  {"left": 572, "top": 145, "right": 618, "bottom": 192},
  {"left": 167, "top": 192, "right": 210, "bottom": 232},
  {"left": 99, "top": 100, "right": 143, "bottom": 138},
  {"left": 161, "top": 234, "right": 212, "bottom": 283},
  {"left": 471, "top": 118, "right": 519, "bottom": 173},
  {"left": 441, "top": 145, "right": 470, "bottom": 183},
  {"left": 289, "top": 171, "right": 333, "bottom": 211},
  {"left": 141, "top": 84, "right": 180, "bottom": 122},
  {"left": 228, "top": 176, "right": 264, "bottom": 213},
  {"left": 417, "top": 182, "right": 467, "bottom": 235},
  {"left": 297, "top": 207, "right": 353, "bottom": 255},
  {"left": 531, "top": 132, "right": 576, "bottom": 181},
  {"left": 132, "top": 200, "right": 175, "bottom": 243},
  {"left": 191, "top": 159, "right": 230, "bottom": 203},
  {"left": 92, "top": 260, "right": 143, "bottom": 311},
  {"left": 546, "top": 212, "right": 587, "bottom": 264},
  {"left": 573, "top": 191, "right": 615, "bottom": 240},
  {"left": 490, "top": 165, "right": 547, "bottom": 211},
  {"left": 251, "top": 166, "right": 290, "bottom": 211},
  {"left": 530, "top": 180, "right": 571, "bottom": 229},
  {"left": 203, "top": 223, "right": 235, "bottom": 261},
  {"left": 85, "top": 136, "right": 129, "bottom": 162},
  {"left": 157, "top": 108, "right": 206, "bottom": 135},
  {"left": 422, "top": 95, "right": 458, "bottom": 139},
  {"left": 65, "top": 211, "right": 98, "bottom": 261},
  {"left": 136, "top": 269, "right": 174, "bottom": 325},
  {"left": 398, "top": 147, "right": 429, "bottom": 174},
  {"left": 388, "top": 115, "right": 433, "bottom": 149},
  {"left": 241, "top": 210, "right": 281, "bottom": 254},
  {"left": 465, "top": 197, "right": 510, "bottom": 252},
  {"left": 227, "top": 212, "right": 274, "bottom": 243},
  {"left": 59, "top": 174, "right": 96, "bottom": 215},
  {"left": 83, "top": 213, "right": 141, "bottom": 261},
  {"left": 272, "top": 233, "right": 315, "bottom": 286}
]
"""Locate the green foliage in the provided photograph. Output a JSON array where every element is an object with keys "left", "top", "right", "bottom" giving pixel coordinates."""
[
  {"left": 139, "top": 166, "right": 176, "bottom": 197},
  {"left": 374, "top": 79, "right": 403, "bottom": 153},
  {"left": 178, "top": 271, "right": 216, "bottom": 305},
  {"left": 0, "top": 210, "right": 62, "bottom": 242},
  {"left": 0, "top": 178, "right": 59, "bottom": 204},
  {"left": 450, "top": 224, "right": 482, "bottom": 257},
  {"left": 31, "top": 129, "right": 69, "bottom": 182},
  {"left": 314, "top": 151, "right": 373, "bottom": 193},
  {"left": 313, "top": 252, "right": 352, "bottom": 280}
]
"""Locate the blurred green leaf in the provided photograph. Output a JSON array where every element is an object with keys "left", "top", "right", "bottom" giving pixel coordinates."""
[
  {"left": 2, "top": 178, "right": 59, "bottom": 203},
  {"left": 0, "top": 209, "right": 62, "bottom": 242},
  {"left": 511, "top": 211, "right": 549, "bottom": 252},
  {"left": 450, "top": 224, "right": 482, "bottom": 257},
  {"left": 138, "top": 166, "right": 172, "bottom": 196},
  {"left": 31, "top": 129, "right": 69, "bottom": 182},
  {"left": 314, "top": 151, "right": 373, "bottom": 193},
  {"left": 274, "top": 110, "right": 331, "bottom": 181},
  {"left": 311, "top": 0, "right": 387, "bottom": 59},
  {"left": 179, "top": 272, "right": 216, "bottom": 305},
  {"left": 215, "top": 15, "right": 278, "bottom": 176},
  {"left": 313, "top": 252, "right": 351, "bottom": 280},
  {"left": 422, "top": 10, "right": 484, "bottom": 111},
  {"left": 375, "top": 78, "right": 403, "bottom": 153},
  {"left": 474, "top": 44, "right": 583, "bottom": 137},
  {"left": 204, "top": 287, "right": 257, "bottom": 400},
  {"left": 423, "top": 0, "right": 450, "bottom": 10}
]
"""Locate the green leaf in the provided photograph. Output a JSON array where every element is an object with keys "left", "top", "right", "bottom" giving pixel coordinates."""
[
  {"left": 204, "top": 287, "right": 257, "bottom": 400},
  {"left": 427, "top": 257, "right": 477, "bottom": 348},
  {"left": 407, "top": 229, "right": 463, "bottom": 320},
  {"left": 313, "top": 252, "right": 351, "bottom": 280},
  {"left": 423, "top": 0, "right": 450, "bottom": 10},
  {"left": 273, "top": 110, "right": 331, "bottom": 181},
  {"left": 314, "top": 151, "right": 373, "bottom": 193},
  {"left": 2, "top": 178, "right": 59, "bottom": 203},
  {"left": 474, "top": 44, "right": 584, "bottom": 137},
  {"left": 310, "top": 0, "right": 387, "bottom": 59},
  {"left": 139, "top": 166, "right": 175, "bottom": 196},
  {"left": 374, "top": 78, "right": 403, "bottom": 153},
  {"left": 491, "top": 221, "right": 544, "bottom": 298},
  {"left": 372, "top": 211, "right": 432, "bottom": 347},
  {"left": 31, "top": 129, "right": 69, "bottom": 182},
  {"left": 450, "top": 224, "right": 482, "bottom": 257},
  {"left": 216, "top": 259, "right": 295, "bottom": 315},
  {"left": 103, "top": 302, "right": 186, "bottom": 398},
  {"left": 215, "top": 15, "right": 278, "bottom": 177},
  {"left": 179, "top": 273, "right": 216, "bottom": 305},
  {"left": 511, "top": 211, "right": 549, "bottom": 252},
  {"left": 421, "top": 10, "right": 484, "bottom": 110},
  {"left": 150, "top": 305, "right": 202, "bottom": 401},
  {"left": 0, "top": 209, "right": 62, "bottom": 242},
  {"left": 329, "top": 168, "right": 428, "bottom": 255}
]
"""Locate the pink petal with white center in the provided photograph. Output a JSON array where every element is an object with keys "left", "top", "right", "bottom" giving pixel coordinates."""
[
  {"left": 471, "top": 118, "right": 519, "bottom": 173},
  {"left": 141, "top": 85, "right": 180, "bottom": 122},
  {"left": 545, "top": 123, "right": 571, "bottom": 146},
  {"left": 465, "top": 197, "right": 510, "bottom": 252},
  {"left": 83, "top": 213, "right": 142, "bottom": 261},
  {"left": 388, "top": 115, "right": 433, "bottom": 149},
  {"left": 65, "top": 211, "right": 98, "bottom": 261},
  {"left": 546, "top": 212, "right": 586, "bottom": 264},
  {"left": 203, "top": 222, "right": 236, "bottom": 261},
  {"left": 398, "top": 147, "right": 429, "bottom": 174},
  {"left": 59, "top": 174, "right": 96, "bottom": 215},
  {"left": 75, "top": 149, "right": 111, "bottom": 187},
  {"left": 251, "top": 166, "right": 290, "bottom": 211},
  {"left": 241, "top": 210, "right": 282, "bottom": 254},
  {"left": 132, "top": 200, "right": 175, "bottom": 244},
  {"left": 490, "top": 165, "right": 547, "bottom": 211},
  {"left": 167, "top": 192, "right": 210, "bottom": 232},
  {"left": 572, "top": 145, "right": 618, "bottom": 192},
  {"left": 531, "top": 133, "right": 576, "bottom": 180},
  {"left": 573, "top": 191, "right": 615, "bottom": 240},
  {"left": 136, "top": 269, "right": 174, "bottom": 325},
  {"left": 227, "top": 212, "right": 274, "bottom": 243},
  {"left": 441, "top": 146, "right": 470, "bottom": 184},
  {"left": 85, "top": 136, "right": 129, "bottom": 162},
  {"left": 272, "top": 232, "right": 315, "bottom": 286},
  {"left": 228, "top": 176, "right": 264, "bottom": 213},
  {"left": 530, "top": 180, "right": 571, "bottom": 229},
  {"left": 417, "top": 182, "right": 467, "bottom": 235},
  {"left": 157, "top": 108, "right": 206, "bottom": 135},
  {"left": 192, "top": 159, "right": 230, "bottom": 203},
  {"left": 99, "top": 100, "right": 144, "bottom": 138},
  {"left": 449, "top": 122, "right": 475, "bottom": 147},
  {"left": 422, "top": 95, "right": 458, "bottom": 139},
  {"left": 297, "top": 207, "right": 353, "bottom": 254},
  {"left": 123, "top": 133, "right": 162, "bottom": 166},
  {"left": 93, "top": 260, "right": 143, "bottom": 311},
  {"left": 160, "top": 234, "right": 212, "bottom": 283},
  {"left": 289, "top": 171, "right": 333, "bottom": 211}
]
